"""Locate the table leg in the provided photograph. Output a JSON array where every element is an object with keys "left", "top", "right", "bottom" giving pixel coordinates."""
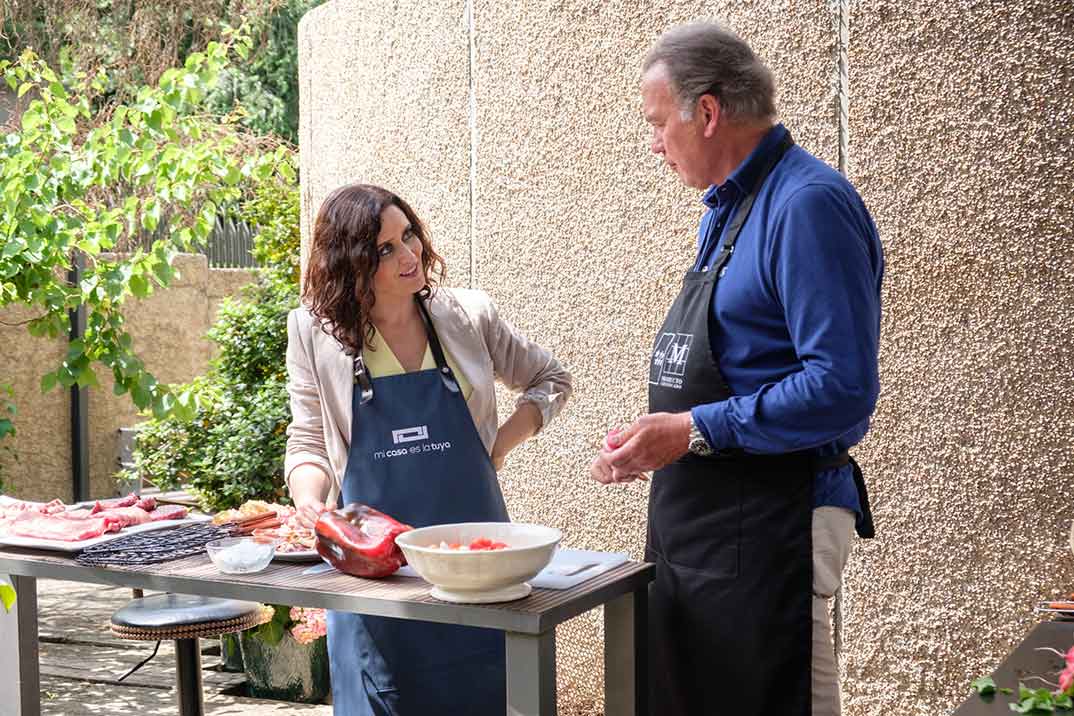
[
  {"left": 506, "top": 628, "right": 556, "bottom": 716},
  {"left": 604, "top": 586, "right": 647, "bottom": 716},
  {"left": 0, "top": 575, "right": 40, "bottom": 716}
]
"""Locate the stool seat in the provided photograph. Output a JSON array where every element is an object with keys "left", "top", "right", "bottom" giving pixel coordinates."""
[{"left": 111, "top": 594, "right": 266, "bottom": 640}]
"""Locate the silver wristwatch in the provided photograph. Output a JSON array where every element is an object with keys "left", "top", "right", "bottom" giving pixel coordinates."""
[{"left": 687, "top": 414, "right": 714, "bottom": 457}]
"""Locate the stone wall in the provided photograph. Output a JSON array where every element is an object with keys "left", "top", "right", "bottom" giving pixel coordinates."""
[
  {"left": 298, "top": 1, "right": 1074, "bottom": 713},
  {"left": 0, "top": 255, "right": 254, "bottom": 502}
]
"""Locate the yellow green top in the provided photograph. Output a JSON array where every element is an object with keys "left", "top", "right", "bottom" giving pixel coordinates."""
[{"left": 362, "top": 327, "right": 473, "bottom": 401}]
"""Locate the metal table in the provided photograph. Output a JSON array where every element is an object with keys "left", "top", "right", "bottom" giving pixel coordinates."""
[
  {"left": 0, "top": 546, "right": 653, "bottom": 716},
  {"left": 953, "top": 620, "right": 1074, "bottom": 715}
]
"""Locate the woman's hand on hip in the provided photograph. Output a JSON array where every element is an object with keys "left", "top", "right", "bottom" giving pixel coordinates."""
[{"left": 492, "top": 402, "right": 543, "bottom": 472}]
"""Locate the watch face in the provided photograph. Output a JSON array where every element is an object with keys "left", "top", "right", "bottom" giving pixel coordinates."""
[{"left": 690, "top": 438, "right": 713, "bottom": 456}]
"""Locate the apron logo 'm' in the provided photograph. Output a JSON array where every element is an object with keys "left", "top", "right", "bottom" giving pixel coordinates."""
[
  {"left": 649, "top": 332, "right": 693, "bottom": 389},
  {"left": 392, "top": 426, "right": 429, "bottom": 444}
]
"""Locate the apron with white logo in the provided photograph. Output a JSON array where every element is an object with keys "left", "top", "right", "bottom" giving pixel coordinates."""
[{"left": 326, "top": 295, "right": 509, "bottom": 716}]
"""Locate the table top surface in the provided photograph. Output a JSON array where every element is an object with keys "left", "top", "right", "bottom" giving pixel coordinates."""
[
  {"left": 954, "top": 620, "right": 1074, "bottom": 715},
  {"left": 0, "top": 545, "right": 654, "bottom": 635}
]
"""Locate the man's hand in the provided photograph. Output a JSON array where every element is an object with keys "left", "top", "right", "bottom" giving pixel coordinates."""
[
  {"left": 604, "top": 412, "right": 692, "bottom": 478},
  {"left": 590, "top": 448, "right": 647, "bottom": 484}
]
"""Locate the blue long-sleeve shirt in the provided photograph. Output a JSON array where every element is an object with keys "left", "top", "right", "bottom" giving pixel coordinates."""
[{"left": 689, "top": 124, "right": 884, "bottom": 516}]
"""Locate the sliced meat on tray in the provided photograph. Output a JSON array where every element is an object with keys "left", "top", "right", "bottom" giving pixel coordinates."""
[
  {"left": 0, "top": 498, "right": 67, "bottom": 515},
  {"left": 149, "top": 504, "right": 188, "bottom": 521},
  {"left": 92, "top": 506, "right": 154, "bottom": 528},
  {"left": 89, "top": 494, "right": 139, "bottom": 513},
  {"left": 90, "top": 504, "right": 186, "bottom": 527},
  {"left": 6, "top": 512, "right": 122, "bottom": 541},
  {"left": 135, "top": 496, "right": 157, "bottom": 511}
]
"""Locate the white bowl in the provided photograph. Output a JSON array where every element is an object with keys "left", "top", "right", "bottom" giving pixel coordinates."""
[
  {"left": 395, "top": 522, "right": 561, "bottom": 603},
  {"left": 206, "top": 536, "right": 280, "bottom": 574}
]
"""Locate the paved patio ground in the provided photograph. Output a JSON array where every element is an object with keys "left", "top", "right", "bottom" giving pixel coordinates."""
[{"left": 35, "top": 579, "right": 332, "bottom": 715}]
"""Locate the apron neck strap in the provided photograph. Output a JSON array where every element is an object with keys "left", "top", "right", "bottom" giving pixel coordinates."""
[
  {"left": 352, "top": 293, "right": 461, "bottom": 401},
  {"left": 415, "top": 294, "right": 448, "bottom": 372},
  {"left": 416, "top": 294, "right": 462, "bottom": 394},
  {"left": 708, "top": 132, "right": 795, "bottom": 278}
]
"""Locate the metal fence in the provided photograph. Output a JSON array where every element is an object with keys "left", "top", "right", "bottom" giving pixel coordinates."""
[
  {"left": 204, "top": 215, "right": 258, "bottom": 269},
  {"left": 123, "top": 212, "right": 259, "bottom": 269}
]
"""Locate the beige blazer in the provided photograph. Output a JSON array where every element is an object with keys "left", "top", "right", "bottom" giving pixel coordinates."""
[{"left": 284, "top": 287, "right": 572, "bottom": 506}]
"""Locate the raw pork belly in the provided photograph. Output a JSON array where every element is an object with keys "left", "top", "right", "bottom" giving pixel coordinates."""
[
  {"left": 92, "top": 506, "right": 154, "bottom": 528},
  {"left": 7, "top": 512, "right": 121, "bottom": 541},
  {"left": 0, "top": 493, "right": 187, "bottom": 540},
  {"left": 148, "top": 504, "right": 188, "bottom": 521},
  {"left": 0, "top": 498, "right": 67, "bottom": 515},
  {"left": 90, "top": 494, "right": 139, "bottom": 513}
]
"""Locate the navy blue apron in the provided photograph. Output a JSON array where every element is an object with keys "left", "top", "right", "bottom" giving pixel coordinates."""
[{"left": 326, "top": 294, "right": 508, "bottom": 716}]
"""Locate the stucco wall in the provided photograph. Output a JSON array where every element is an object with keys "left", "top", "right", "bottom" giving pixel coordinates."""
[
  {"left": 298, "top": 1, "right": 1074, "bottom": 713},
  {"left": 297, "top": 0, "right": 472, "bottom": 286},
  {"left": 842, "top": 2, "right": 1074, "bottom": 713},
  {"left": 0, "top": 255, "right": 253, "bottom": 502}
]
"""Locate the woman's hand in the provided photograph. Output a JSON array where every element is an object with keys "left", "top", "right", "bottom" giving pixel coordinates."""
[
  {"left": 491, "top": 402, "right": 543, "bottom": 472},
  {"left": 289, "top": 463, "right": 333, "bottom": 528},
  {"left": 295, "top": 499, "right": 331, "bottom": 530}
]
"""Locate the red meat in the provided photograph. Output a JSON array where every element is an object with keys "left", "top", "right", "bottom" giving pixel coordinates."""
[{"left": 315, "top": 504, "right": 412, "bottom": 578}]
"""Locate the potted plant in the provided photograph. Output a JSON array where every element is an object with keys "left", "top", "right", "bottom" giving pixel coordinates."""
[{"left": 240, "top": 605, "right": 329, "bottom": 703}]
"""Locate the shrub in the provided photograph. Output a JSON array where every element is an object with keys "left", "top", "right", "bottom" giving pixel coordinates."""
[{"left": 128, "top": 175, "right": 300, "bottom": 511}]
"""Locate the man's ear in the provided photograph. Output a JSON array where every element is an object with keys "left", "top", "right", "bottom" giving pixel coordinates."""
[{"left": 698, "top": 94, "right": 721, "bottom": 138}]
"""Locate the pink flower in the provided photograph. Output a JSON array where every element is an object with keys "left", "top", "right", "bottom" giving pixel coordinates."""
[
  {"left": 1061, "top": 664, "right": 1074, "bottom": 695},
  {"left": 288, "top": 607, "right": 327, "bottom": 645}
]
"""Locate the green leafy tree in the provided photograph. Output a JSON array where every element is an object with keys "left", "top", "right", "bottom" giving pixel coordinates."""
[
  {"left": 129, "top": 176, "right": 300, "bottom": 511},
  {"left": 1, "top": 0, "right": 326, "bottom": 142},
  {"left": 0, "top": 29, "right": 293, "bottom": 425}
]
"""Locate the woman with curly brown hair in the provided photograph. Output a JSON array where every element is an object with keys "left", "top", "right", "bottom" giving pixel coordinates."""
[{"left": 284, "top": 183, "right": 572, "bottom": 715}]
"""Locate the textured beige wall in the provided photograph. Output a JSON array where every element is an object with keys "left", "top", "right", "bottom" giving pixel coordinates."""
[
  {"left": 300, "top": 1, "right": 837, "bottom": 712},
  {"left": 300, "top": 0, "right": 1074, "bottom": 712},
  {"left": 0, "top": 255, "right": 253, "bottom": 502},
  {"left": 297, "top": 0, "right": 472, "bottom": 286},
  {"left": 0, "top": 305, "right": 71, "bottom": 501},
  {"left": 842, "top": 2, "right": 1074, "bottom": 714},
  {"left": 471, "top": 1, "right": 837, "bottom": 709}
]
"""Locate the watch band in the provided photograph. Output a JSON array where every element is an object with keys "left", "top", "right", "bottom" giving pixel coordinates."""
[{"left": 688, "top": 414, "right": 714, "bottom": 456}]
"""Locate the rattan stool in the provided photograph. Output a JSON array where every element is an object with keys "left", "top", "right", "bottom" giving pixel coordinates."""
[{"left": 111, "top": 594, "right": 267, "bottom": 716}]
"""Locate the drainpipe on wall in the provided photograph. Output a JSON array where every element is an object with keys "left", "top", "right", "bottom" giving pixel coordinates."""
[
  {"left": 832, "top": 0, "right": 851, "bottom": 661},
  {"left": 68, "top": 252, "right": 89, "bottom": 503}
]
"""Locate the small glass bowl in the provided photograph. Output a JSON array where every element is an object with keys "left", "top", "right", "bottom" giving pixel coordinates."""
[{"left": 205, "top": 536, "right": 280, "bottom": 574}]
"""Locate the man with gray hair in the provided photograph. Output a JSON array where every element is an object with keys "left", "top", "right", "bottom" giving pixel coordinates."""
[{"left": 591, "top": 22, "right": 882, "bottom": 715}]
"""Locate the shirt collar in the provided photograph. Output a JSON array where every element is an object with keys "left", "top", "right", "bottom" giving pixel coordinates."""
[{"left": 701, "top": 123, "right": 789, "bottom": 209}]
